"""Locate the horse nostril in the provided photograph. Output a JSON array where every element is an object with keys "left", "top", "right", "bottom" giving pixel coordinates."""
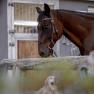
[
  {"left": 51, "top": 82, "right": 54, "bottom": 85},
  {"left": 40, "top": 52, "right": 45, "bottom": 56}
]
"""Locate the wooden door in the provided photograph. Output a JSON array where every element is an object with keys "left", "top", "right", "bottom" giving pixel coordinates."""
[{"left": 17, "top": 40, "right": 39, "bottom": 59}]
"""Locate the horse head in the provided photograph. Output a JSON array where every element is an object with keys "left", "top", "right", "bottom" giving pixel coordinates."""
[{"left": 36, "top": 4, "right": 64, "bottom": 57}]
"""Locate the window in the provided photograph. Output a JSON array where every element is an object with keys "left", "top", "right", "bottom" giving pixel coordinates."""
[{"left": 14, "top": 3, "right": 54, "bottom": 33}]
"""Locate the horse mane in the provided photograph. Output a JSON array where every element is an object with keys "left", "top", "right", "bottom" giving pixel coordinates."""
[{"left": 52, "top": 9, "right": 94, "bottom": 20}]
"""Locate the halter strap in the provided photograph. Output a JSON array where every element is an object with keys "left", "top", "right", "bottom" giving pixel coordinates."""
[{"left": 48, "top": 21, "right": 59, "bottom": 57}]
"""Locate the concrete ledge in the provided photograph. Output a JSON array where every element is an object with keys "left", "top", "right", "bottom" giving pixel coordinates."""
[{"left": 0, "top": 56, "right": 88, "bottom": 70}]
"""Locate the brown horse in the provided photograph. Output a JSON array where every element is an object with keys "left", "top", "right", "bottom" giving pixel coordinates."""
[{"left": 36, "top": 4, "right": 94, "bottom": 57}]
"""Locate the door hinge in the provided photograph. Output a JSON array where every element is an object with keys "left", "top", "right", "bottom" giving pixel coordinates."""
[{"left": 8, "top": 2, "right": 14, "bottom": 7}]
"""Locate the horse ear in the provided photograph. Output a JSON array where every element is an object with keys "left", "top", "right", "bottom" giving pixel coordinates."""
[
  {"left": 36, "top": 7, "right": 42, "bottom": 14},
  {"left": 44, "top": 3, "right": 50, "bottom": 14}
]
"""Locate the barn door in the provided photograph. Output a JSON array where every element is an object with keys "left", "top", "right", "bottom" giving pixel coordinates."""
[
  {"left": 13, "top": 3, "right": 42, "bottom": 59},
  {"left": 14, "top": 3, "right": 54, "bottom": 59},
  {"left": 8, "top": 2, "right": 54, "bottom": 59},
  {"left": 17, "top": 40, "right": 39, "bottom": 59}
]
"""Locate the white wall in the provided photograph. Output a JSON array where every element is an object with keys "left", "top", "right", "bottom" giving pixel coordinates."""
[{"left": 59, "top": 0, "right": 94, "bottom": 12}]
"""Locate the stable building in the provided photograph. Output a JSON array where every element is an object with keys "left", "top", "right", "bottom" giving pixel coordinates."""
[{"left": 0, "top": 0, "right": 94, "bottom": 60}]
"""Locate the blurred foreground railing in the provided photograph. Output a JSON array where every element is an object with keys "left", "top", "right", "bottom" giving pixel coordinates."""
[{"left": 0, "top": 56, "right": 88, "bottom": 70}]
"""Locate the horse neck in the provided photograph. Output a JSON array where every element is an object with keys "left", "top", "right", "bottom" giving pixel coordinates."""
[
  {"left": 51, "top": 10, "right": 64, "bottom": 43},
  {"left": 56, "top": 10, "right": 92, "bottom": 51}
]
